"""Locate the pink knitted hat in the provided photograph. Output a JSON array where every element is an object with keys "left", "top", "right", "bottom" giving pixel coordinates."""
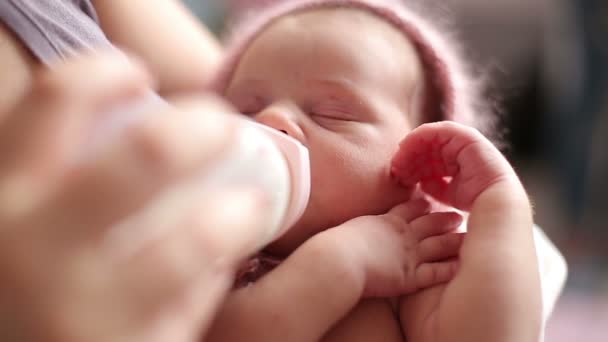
[{"left": 213, "top": 0, "right": 488, "bottom": 131}]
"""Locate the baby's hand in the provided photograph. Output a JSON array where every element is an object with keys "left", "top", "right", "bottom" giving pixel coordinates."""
[
  {"left": 394, "top": 123, "right": 541, "bottom": 342},
  {"left": 391, "top": 122, "right": 522, "bottom": 211},
  {"left": 332, "top": 199, "right": 464, "bottom": 298}
]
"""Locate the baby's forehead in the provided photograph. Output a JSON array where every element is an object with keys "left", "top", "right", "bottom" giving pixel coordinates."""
[
  {"left": 272, "top": 8, "right": 420, "bottom": 59},
  {"left": 281, "top": 7, "right": 402, "bottom": 33},
  {"left": 216, "top": 2, "right": 466, "bottom": 130},
  {"left": 244, "top": 7, "right": 425, "bottom": 99}
]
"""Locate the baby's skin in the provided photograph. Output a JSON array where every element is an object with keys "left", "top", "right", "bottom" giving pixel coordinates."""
[
  {"left": 392, "top": 122, "right": 542, "bottom": 342},
  {"left": 206, "top": 122, "right": 542, "bottom": 342},
  {"left": 205, "top": 3, "right": 544, "bottom": 341}
]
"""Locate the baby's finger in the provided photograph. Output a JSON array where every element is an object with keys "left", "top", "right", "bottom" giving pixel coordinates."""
[
  {"left": 411, "top": 211, "right": 463, "bottom": 240},
  {"left": 417, "top": 233, "right": 465, "bottom": 262},
  {"left": 419, "top": 177, "right": 452, "bottom": 206},
  {"left": 393, "top": 122, "right": 516, "bottom": 210},
  {"left": 388, "top": 198, "right": 432, "bottom": 223},
  {"left": 415, "top": 259, "right": 459, "bottom": 290},
  {"left": 391, "top": 124, "right": 460, "bottom": 193}
]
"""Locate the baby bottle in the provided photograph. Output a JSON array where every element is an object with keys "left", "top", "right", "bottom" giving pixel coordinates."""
[
  {"left": 90, "top": 93, "right": 311, "bottom": 246},
  {"left": 205, "top": 118, "right": 311, "bottom": 245}
]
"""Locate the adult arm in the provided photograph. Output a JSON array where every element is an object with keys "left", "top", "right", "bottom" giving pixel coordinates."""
[{"left": 93, "top": 0, "right": 222, "bottom": 95}]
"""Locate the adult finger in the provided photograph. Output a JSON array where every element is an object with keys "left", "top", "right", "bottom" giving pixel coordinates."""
[
  {"left": 33, "top": 96, "right": 237, "bottom": 241},
  {"left": 112, "top": 188, "right": 266, "bottom": 322},
  {"left": 417, "top": 233, "right": 466, "bottom": 262},
  {"left": 411, "top": 211, "right": 463, "bottom": 240},
  {"left": 0, "top": 51, "right": 154, "bottom": 172},
  {"left": 415, "top": 259, "right": 460, "bottom": 290},
  {"left": 0, "top": 52, "right": 154, "bottom": 220},
  {"left": 387, "top": 198, "right": 432, "bottom": 224}
]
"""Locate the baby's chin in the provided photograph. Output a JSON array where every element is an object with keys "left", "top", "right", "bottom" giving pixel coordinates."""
[{"left": 265, "top": 184, "right": 416, "bottom": 256}]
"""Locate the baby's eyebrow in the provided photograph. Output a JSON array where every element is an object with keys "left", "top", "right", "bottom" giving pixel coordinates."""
[
  {"left": 307, "top": 78, "right": 372, "bottom": 114},
  {"left": 307, "top": 78, "right": 367, "bottom": 104},
  {"left": 225, "top": 79, "right": 272, "bottom": 98},
  {"left": 307, "top": 77, "right": 359, "bottom": 93}
]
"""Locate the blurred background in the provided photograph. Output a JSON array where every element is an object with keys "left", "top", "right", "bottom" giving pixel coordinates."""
[{"left": 184, "top": 0, "right": 607, "bottom": 340}]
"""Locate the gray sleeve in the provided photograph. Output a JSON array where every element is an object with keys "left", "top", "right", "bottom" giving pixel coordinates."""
[{"left": 0, "top": 0, "right": 112, "bottom": 65}]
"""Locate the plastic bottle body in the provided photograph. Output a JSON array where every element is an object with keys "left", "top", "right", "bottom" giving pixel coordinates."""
[
  {"left": 202, "top": 119, "right": 310, "bottom": 245},
  {"left": 87, "top": 93, "right": 310, "bottom": 247}
]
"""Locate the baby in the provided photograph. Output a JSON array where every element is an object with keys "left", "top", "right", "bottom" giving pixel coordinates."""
[{"left": 205, "top": 0, "right": 545, "bottom": 341}]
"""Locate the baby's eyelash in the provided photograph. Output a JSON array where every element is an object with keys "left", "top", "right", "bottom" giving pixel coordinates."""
[{"left": 311, "top": 102, "right": 355, "bottom": 119}]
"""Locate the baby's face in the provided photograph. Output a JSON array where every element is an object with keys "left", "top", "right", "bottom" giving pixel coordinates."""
[{"left": 225, "top": 9, "right": 425, "bottom": 255}]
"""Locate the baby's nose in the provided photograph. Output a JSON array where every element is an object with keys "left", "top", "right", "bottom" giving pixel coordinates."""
[{"left": 254, "top": 105, "right": 305, "bottom": 144}]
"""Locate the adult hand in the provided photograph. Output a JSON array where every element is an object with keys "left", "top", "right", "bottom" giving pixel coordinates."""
[{"left": 0, "top": 51, "right": 268, "bottom": 342}]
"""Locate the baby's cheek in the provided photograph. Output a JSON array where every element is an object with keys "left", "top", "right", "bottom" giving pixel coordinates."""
[{"left": 332, "top": 171, "right": 409, "bottom": 218}]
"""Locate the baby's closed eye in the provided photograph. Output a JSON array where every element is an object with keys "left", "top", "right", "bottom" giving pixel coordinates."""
[
  {"left": 308, "top": 99, "right": 369, "bottom": 127},
  {"left": 311, "top": 100, "right": 354, "bottom": 118}
]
